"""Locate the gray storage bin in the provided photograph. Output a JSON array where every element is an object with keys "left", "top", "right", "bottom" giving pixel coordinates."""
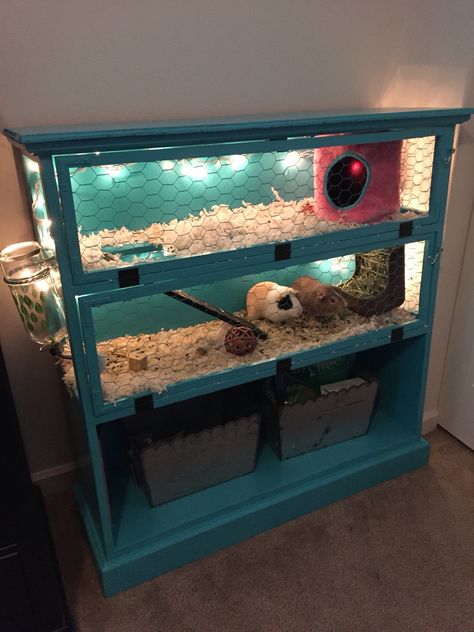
[
  {"left": 263, "top": 377, "right": 378, "bottom": 460},
  {"left": 130, "top": 413, "right": 261, "bottom": 506}
]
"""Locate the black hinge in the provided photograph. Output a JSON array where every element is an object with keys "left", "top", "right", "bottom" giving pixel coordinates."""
[
  {"left": 391, "top": 327, "right": 404, "bottom": 342},
  {"left": 275, "top": 242, "right": 291, "bottom": 261},
  {"left": 118, "top": 267, "right": 140, "bottom": 288},
  {"left": 399, "top": 221, "right": 413, "bottom": 238},
  {"left": 276, "top": 358, "right": 292, "bottom": 374},
  {"left": 134, "top": 394, "right": 154, "bottom": 414}
]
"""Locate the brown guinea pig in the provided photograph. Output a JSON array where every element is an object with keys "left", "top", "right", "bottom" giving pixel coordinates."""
[{"left": 292, "top": 275, "right": 346, "bottom": 318}]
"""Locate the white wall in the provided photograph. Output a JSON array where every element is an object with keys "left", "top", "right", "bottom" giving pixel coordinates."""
[
  {"left": 0, "top": 0, "right": 472, "bottom": 477},
  {"left": 0, "top": 0, "right": 406, "bottom": 127},
  {"left": 378, "top": 0, "right": 474, "bottom": 428},
  {"left": 439, "top": 200, "right": 474, "bottom": 447}
]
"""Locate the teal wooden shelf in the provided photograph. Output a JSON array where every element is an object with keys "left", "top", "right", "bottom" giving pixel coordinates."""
[
  {"left": 5, "top": 107, "right": 472, "bottom": 153},
  {"left": 5, "top": 107, "right": 472, "bottom": 596},
  {"left": 72, "top": 214, "right": 433, "bottom": 294}
]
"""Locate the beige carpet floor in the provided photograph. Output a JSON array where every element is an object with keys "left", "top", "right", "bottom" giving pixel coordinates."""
[{"left": 46, "top": 428, "right": 474, "bottom": 632}]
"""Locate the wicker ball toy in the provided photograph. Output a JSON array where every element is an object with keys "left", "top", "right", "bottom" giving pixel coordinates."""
[{"left": 224, "top": 326, "right": 257, "bottom": 356}]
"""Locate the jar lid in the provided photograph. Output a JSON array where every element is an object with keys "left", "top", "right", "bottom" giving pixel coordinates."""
[
  {"left": 0, "top": 241, "right": 42, "bottom": 262},
  {"left": 5, "top": 265, "right": 51, "bottom": 285}
]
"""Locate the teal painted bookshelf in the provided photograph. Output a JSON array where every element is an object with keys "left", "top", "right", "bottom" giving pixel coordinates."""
[{"left": 5, "top": 108, "right": 472, "bottom": 595}]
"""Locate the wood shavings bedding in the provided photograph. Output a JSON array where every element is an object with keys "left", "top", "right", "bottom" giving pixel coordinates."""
[
  {"left": 62, "top": 307, "right": 415, "bottom": 403},
  {"left": 78, "top": 190, "right": 418, "bottom": 269}
]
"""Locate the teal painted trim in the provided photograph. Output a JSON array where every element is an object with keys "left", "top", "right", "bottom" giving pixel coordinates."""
[
  {"left": 75, "top": 482, "right": 108, "bottom": 569},
  {"left": 429, "top": 128, "right": 456, "bottom": 229},
  {"left": 87, "top": 434, "right": 429, "bottom": 595},
  {"left": 69, "top": 214, "right": 433, "bottom": 293},
  {"left": 40, "top": 159, "right": 93, "bottom": 415},
  {"left": 54, "top": 160, "right": 90, "bottom": 285},
  {"left": 413, "top": 329, "right": 436, "bottom": 435},
  {"left": 77, "top": 299, "right": 106, "bottom": 413},
  {"left": 41, "top": 157, "right": 115, "bottom": 554},
  {"left": 87, "top": 321, "right": 429, "bottom": 424},
  {"left": 76, "top": 230, "right": 430, "bottom": 303},
  {"left": 284, "top": 321, "right": 427, "bottom": 370},
  {"left": 54, "top": 126, "right": 439, "bottom": 169},
  {"left": 79, "top": 297, "right": 117, "bottom": 417},
  {"left": 424, "top": 230, "right": 445, "bottom": 324},
  {"left": 4, "top": 107, "right": 472, "bottom": 154},
  {"left": 416, "top": 238, "right": 438, "bottom": 324},
  {"left": 412, "top": 263, "right": 443, "bottom": 435}
]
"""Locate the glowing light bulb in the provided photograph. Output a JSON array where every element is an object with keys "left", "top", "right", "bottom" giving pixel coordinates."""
[
  {"left": 25, "top": 159, "right": 40, "bottom": 173},
  {"left": 161, "top": 160, "right": 175, "bottom": 171},
  {"left": 228, "top": 155, "right": 248, "bottom": 171},
  {"left": 34, "top": 277, "right": 52, "bottom": 293},
  {"left": 283, "top": 151, "right": 301, "bottom": 169},
  {"left": 181, "top": 160, "right": 208, "bottom": 180},
  {"left": 349, "top": 159, "right": 364, "bottom": 177},
  {"left": 36, "top": 217, "right": 55, "bottom": 255},
  {"left": 103, "top": 164, "right": 125, "bottom": 177}
]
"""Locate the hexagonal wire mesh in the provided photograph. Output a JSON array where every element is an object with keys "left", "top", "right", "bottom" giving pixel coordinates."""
[
  {"left": 69, "top": 137, "right": 435, "bottom": 271},
  {"left": 62, "top": 242, "right": 425, "bottom": 404}
]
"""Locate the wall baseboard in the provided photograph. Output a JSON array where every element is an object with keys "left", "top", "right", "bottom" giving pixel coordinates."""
[
  {"left": 422, "top": 409, "right": 439, "bottom": 436},
  {"left": 32, "top": 461, "right": 78, "bottom": 497},
  {"left": 32, "top": 461, "right": 77, "bottom": 482}
]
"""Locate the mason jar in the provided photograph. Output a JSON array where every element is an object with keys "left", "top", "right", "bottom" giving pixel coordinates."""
[{"left": 0, "top": 241, "right": 67, "bottom": 346}]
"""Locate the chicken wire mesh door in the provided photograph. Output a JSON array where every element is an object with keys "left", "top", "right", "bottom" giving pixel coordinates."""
[
  {"left": 67, "top": 238, "right": 430, "bottom": 417},
  {"left": 53, "top": 131, "right": 436, "bottom": 283}
]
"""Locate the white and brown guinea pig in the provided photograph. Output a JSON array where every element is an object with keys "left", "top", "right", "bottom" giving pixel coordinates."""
[
  {"left": 292, "top": 276, "right": 346, "bottom": 318},
  {"left": 246, "top": 282, "right": 303, "bottom": 324}
]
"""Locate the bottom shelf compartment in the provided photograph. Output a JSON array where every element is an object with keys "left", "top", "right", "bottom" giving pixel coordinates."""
[
  {"left": 76, "top": 335, "right": 431, "bottom": 595},
  {"left": 110, "top": 410, "right": 424, "bottom": 551},
  {"left": 78, "top": 410, "right": 428, "bottom": 596}
]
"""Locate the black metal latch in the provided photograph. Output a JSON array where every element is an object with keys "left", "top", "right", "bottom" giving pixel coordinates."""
[
  {"left": 134, "top": 394, "right": 154, "bottom": 414},
  {"left": 276, "top": 358, "right": 292, "bottom": 374},
  {"left": 399, "top": 221, "right": 413, "bottom": 238},
  {"left": 118, "top": 267, "right": 140, "bottom": 288},
  {"left": 391, "top": 327, "right": 404, "bottom": 342},
  {"left": 275, "top": 242, "right": 291, "bottom": 261}
]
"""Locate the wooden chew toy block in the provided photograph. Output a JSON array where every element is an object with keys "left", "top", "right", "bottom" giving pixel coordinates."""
[{"left": 128, "top": 350, "right": 148, "bottom": 372}]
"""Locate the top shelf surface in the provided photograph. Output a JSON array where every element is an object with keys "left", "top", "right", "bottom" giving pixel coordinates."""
[{"left": 4, "top": 108, "right": 473, "bottom": 154}]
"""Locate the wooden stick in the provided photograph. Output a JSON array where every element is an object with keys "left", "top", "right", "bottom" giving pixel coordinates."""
[{"left": 164, "top": 290, "right": 268, "bottom": 340}]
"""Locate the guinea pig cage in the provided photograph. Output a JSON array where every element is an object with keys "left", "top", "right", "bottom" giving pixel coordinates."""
[{"left": 3, "top": 107, "right": 472, "bottom": 595}]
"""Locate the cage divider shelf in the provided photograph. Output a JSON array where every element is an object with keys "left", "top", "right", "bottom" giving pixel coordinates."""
[
  {"left": 85, "top": 320, "right": 428, "bottom": 426},
  {"left": 70, "top": 214, "right": 433, "bottom": 294},
  {"left": 6, "top": 107, "right": 472, "bottom": 596}
]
